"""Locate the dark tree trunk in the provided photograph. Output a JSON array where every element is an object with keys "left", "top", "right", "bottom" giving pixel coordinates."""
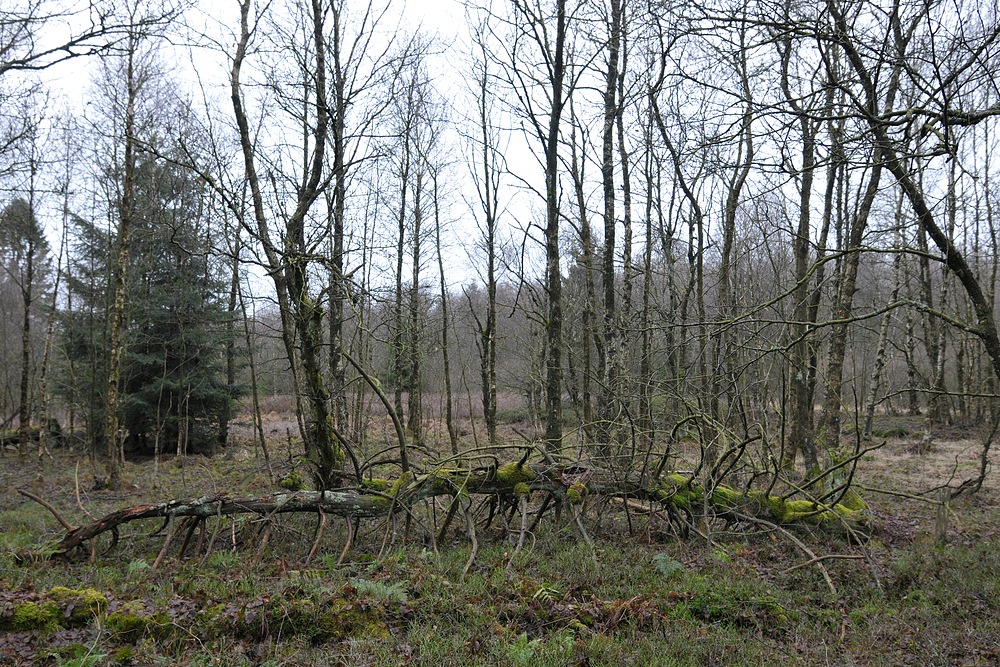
[{"left": 543, "top": 0, "right": 568, "bottom": 450}]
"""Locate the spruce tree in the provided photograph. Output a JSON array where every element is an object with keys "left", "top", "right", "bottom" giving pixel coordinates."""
[{"left": 62, "top": 154, "right": 238, "bottom": 457}]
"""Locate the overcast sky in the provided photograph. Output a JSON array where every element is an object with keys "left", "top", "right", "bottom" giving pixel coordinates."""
[
  {"left": 25, "top": 0, "right": 526, "bottom": 288},
  {"left": 38, "top": 0, "right": 466, "bottom": 109}
]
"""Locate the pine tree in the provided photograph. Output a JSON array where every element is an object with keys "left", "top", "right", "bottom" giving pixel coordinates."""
[
  {"left": 59, "top": 212, "right": 112, "bottom": 454},
  {"left": 62, "top": 154, "right": 239, "bottom": 457}
]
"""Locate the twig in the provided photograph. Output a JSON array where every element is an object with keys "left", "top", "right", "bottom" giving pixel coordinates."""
[
  {"left": 527, "top": 492, "right": 553, "bottom": 533},
  {"left": 427, "top": 502, "right": 438, "bottom": 553},
  {"left": 436, "top": 495, "right": 460, "bottom": 545},
  {"left": 177, "top": 518, "right": 199, "bottom": 559},
  {"left": 74, "top": 461, "right": 96, "bottom": 520},
  {"left": 17, "top": 488, "right": 75, "bottom": 531},
  {"left": 194, "top": 519, "right": 206, "bottom": 555},
  {"left": 305, "top": 508, "right": 327, "bottom": 566},
  {"left": 200, "top": 505, "right": 225, "bottom": 565},
  {"left": 572, "top": 505, "right": 599, "bottom": 565},
  {"left": 515, "top": 495, "right": 528, "bottom": 554},
  {"left": 786, "top": 441, "right": 885, "bottom": 500},
  {"left": 684, "top": 520, "right": 727, "bottom": 552},
  {"left": 152, "top": 518, "right": 181, "bottom": 570},
  {"left": 507, "top": 495, "right": 529, "bottom": 574},
  {"left": 336, "top": 517, "right": 355, "bottom": 567},
  {"left": 461, "top": 498, "right": 478, "bottom": 579},
  {"left": 377, "top": 514, "right": 396, "bottom": 560},
  {"left": 855, "top": 484, "right": 945, "bottom": 504},
  {"left": 781, "top": 554, "right": 864, "bottom": 574},
  {"left": 251, "top": 522, "right": 272, "bottom": 567},
  {"left": 734, "top": 512, "right": 838, "bottom": 596}
]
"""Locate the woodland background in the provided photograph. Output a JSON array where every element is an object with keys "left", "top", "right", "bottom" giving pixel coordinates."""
[
  {"left": 3, "top": 0, "right": 1000, "bottom": 664},
  {"left": 3, "top": 0, "right": 999, "bottom": 492}
]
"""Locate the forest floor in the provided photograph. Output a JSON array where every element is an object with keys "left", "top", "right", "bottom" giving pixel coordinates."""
[{"left": 1, "top": 412, "right": 999, "bottom": 666}]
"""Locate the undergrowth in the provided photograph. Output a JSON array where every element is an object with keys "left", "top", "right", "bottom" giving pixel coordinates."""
[{"left": 0, "top": 450, "right": 998, "bottom": 666}]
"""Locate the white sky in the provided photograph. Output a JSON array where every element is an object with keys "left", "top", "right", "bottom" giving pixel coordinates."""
[
  {"left": 40, "top": 0, "right": 465, "bottom": 106},
  {"left": 19, "top": 0, "right": 558, "bottom": 293}
]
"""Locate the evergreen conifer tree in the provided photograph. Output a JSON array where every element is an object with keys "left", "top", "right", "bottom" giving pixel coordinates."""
[{"left": 62, "top": 153, "right": 239, "bottom": 457}]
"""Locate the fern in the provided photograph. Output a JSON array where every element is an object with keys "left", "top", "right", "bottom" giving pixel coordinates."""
[
  {"left": 126, "top": 558, "right": 150, "bottom": 577},
  {"left": 505, "top": 632, "right": 541, "bottom": 666},
  {"left": 349, "top": 577, "right": 408, "bottom": 605},
  {"left": 532, "top": 583, "right": 560, "bottom": 603},
  {"left": 653, "top": 553, "right": 685, "bottom": 580}
]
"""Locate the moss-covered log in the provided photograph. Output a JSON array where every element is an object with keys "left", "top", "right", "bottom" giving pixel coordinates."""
[
  {"left": 30, "top": 460, "right": 869, "bottom": 558},
  {"left": 46, "top": 490, "right": 389, "bottom": 556},
  {"left": 1, "top": 419, "right": 63, "bottom": 450}
]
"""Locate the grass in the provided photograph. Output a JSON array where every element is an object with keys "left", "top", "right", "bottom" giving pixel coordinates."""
[{"left": 1, "top": 437, "right": 999, "bottom": 666}]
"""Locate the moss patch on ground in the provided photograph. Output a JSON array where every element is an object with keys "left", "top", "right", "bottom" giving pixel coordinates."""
[{"left": 1, "top": 449, "right": 997, "bottom": 666}]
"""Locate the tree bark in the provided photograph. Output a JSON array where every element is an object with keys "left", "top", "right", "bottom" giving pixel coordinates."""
[
  {"left": 40, "top": 461, "right": 870, "bottom": 559},
  {"left": 542, "top": 0, "right": 568, "bottom": 450},
  {"left": 433, "top": 172, "right": 459, "bottom": 454},
  {"left": 229, "top": 0, "right": 343, "bottom": 487},
  {"left": 103, "top": 29, "right": 144, "bottom": 488},
  {"left": 598, "top": 0, "right": 623, "bottom": 453}
]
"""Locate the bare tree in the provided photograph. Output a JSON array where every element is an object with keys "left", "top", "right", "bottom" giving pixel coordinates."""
[
  {"left": 597, "top": 0, "right": 625, "bottom": 451},
  {"left": 504, "top": 0, "right": 574, "bottom": 449},
  {"left": 565, "top": 99, "right": 599, "bottom": 443},
  {"left": 324, "top": 0, "right": 401, "bottom": 440},
  {"left": 432, "top": 167, "right": 459, "bottom": 454},
  {"left": 383, "top": 38, "right": 440, "bottom": 461},
  {"left": 226, "top": 0, "right": 343, "bottom": 485},
  {"left": 465, "top": 14, "right": 505, "bottom": 449},
  {"left": 810, "top": 0, "right": 998, "bottom": 462},
  {"left": 0, "top": 0, "right": 177, "bottom": 76}
]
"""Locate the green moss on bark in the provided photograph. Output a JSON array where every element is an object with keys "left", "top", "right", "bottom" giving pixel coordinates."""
[{"left": 497, "top": 462, "right": 536, "bottom": 485}]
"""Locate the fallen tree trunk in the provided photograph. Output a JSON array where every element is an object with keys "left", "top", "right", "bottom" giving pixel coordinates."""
[
  {"left": 1, "top": 419, "right": 63, "bottom": 452},
  {"left": 40, "top": 490, "right": 389, "bottom": 556},
  {"left": 24, "top": 459, "right": 870, "bottom": 559}
]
